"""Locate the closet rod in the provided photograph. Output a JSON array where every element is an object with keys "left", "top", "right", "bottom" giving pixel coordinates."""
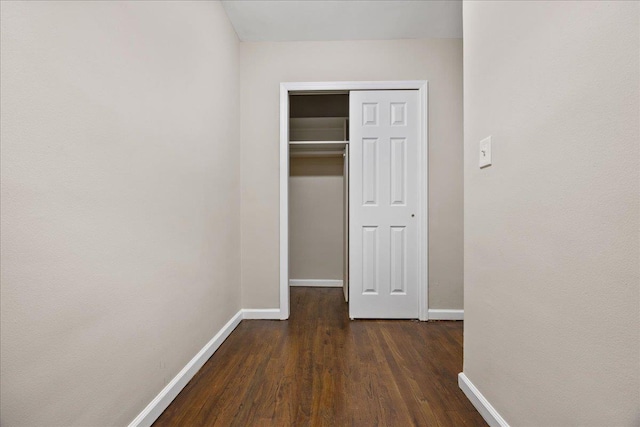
[{"left": 289, "top": 150, "right": 344, "bottom": 158}]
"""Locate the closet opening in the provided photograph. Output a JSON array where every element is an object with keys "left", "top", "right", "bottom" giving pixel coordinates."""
[
  {"left": 288, "top": 93, "right": 350, "bottom": 305},
  {"left": 280, "top": 81, "right": 429, "bottom": 321}
]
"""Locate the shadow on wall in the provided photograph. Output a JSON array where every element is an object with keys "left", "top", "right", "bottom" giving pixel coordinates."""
[{"left": 290, "top": 156, "right": 344, "bottom": 177}]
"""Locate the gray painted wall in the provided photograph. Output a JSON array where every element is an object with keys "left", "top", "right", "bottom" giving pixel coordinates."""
[{"left": 463, "top": 2, "right": 639, "bottom": 425}]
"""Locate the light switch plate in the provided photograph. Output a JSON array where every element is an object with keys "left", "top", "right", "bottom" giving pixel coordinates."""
[{"left": 479, "top": 136, "right": 492, "bottom": 168}]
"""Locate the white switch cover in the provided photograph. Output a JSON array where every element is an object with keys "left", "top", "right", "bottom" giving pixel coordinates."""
[{"left": 479, "top": 136, "right": 492, "bottom": 168}]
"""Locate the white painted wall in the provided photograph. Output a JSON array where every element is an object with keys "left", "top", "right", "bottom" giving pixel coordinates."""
[
  {"left": 240, "top": 39, "right": 464, "bottom": 310},
  {"left": 0, "top": 2, "right": 240, "bottom": 425},
  {"left": 463, "top": 1, "right": 639, "bottom": 425}
]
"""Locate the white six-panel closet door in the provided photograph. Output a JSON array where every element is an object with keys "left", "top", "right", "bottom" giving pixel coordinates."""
[{"left": 349, "top": 90, "right": 419, "bottom": 319}]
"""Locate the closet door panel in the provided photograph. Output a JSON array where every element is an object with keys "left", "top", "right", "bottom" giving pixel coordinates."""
[{"left": 349, "top": 90, "right": 419, "bottom": 319}]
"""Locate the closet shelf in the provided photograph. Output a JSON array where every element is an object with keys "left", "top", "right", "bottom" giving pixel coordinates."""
[
  {"left": 290, "top": 150, "right": 344, "bottom": 158},
  {"left": 289, "top": 141, "right": 348, "bottom": 150},
  {"left": 290, "top": 117, "right": 348, "bottom": 142},
  {"left": 289, "top": 141, "right": 347, "bottom": 158}
]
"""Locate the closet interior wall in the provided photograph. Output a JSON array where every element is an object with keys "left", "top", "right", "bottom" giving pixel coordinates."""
[{"left": 288, "top": 94, "right": 348, "bottom": 288}]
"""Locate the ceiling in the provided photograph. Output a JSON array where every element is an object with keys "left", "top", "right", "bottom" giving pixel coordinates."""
[{"left": 221, "top": 1, "right": 462, "bottom": 42}]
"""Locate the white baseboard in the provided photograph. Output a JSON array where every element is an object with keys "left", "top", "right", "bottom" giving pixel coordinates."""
[
  {"left": 128, "top": 310, "right": 243, "bottom": 427},
  {"left": 289, "top": 279, "right": 343, "bottom": 287},
  {"left": 428, "top": 309, "right": 464, "bottom": 320},
  {"left": 133, "top": 305, "right": 473, "bottom": 427},
  {"left": 458, "top": 373, "right": 510, "bottom": 427},
  {"left": 242, "top": 308, "right": 282, "bottom": 320}
]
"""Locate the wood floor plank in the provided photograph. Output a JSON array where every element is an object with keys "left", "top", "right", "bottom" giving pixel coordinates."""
[{"left": 153, "top": 288, "right": 487, "bottom": 427}]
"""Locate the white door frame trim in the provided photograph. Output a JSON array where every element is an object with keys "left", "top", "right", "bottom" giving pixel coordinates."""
[{"left": 279, "top": 81, "right": 429, "bottom": 320}]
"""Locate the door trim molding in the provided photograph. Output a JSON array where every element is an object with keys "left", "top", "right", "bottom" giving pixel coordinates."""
[{"left": 280, "top": 81, "right": 429, "bottom": 320}]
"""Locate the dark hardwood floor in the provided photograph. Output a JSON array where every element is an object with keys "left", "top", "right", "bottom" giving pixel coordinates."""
[{"left": 154, "top": 288, "right": 486, "bottom": 426}]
